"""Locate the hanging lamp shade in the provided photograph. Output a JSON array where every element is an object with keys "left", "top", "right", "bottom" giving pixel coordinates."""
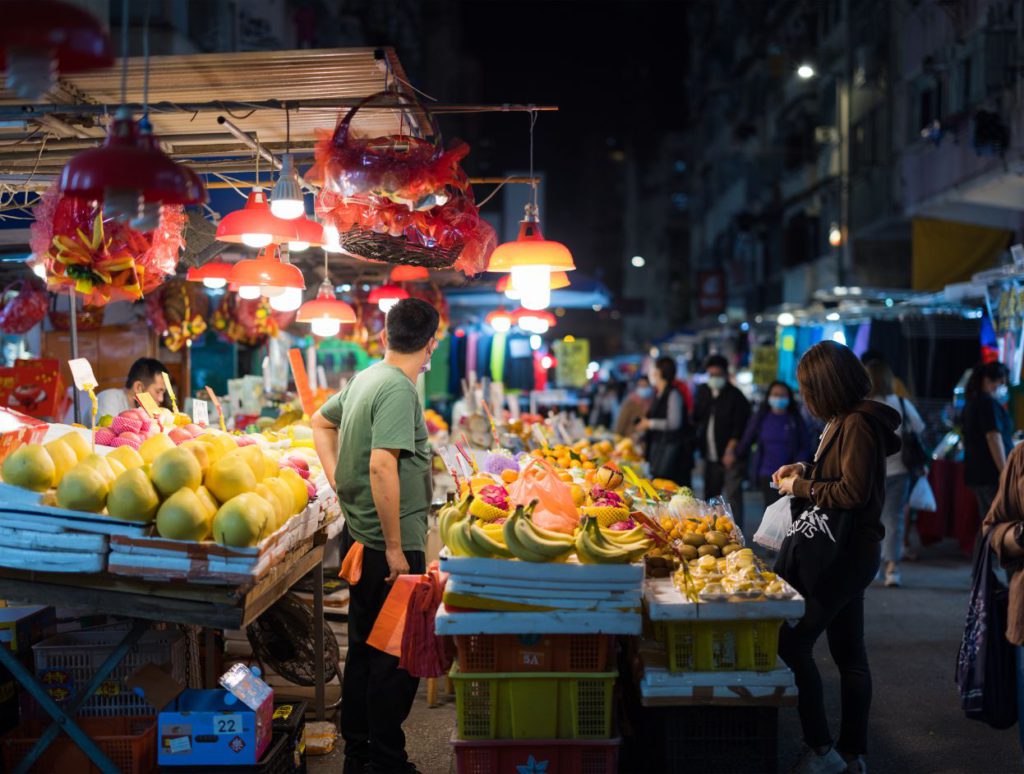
[
  {"left": 497, "top": 270, "right": 570, "bottom": 294},
  {"left": 297, "top": 279, "right": 357, "bottom": 337},
  {"left": 215, "top": 188, "right": 300, "bottom": 247},
  {"left": 390, "top": 265, "right": 430, "bottom": 283},
  {"left": 270, "top": 154, "right": 305, "bottom": 220},
  {"left": 0, "top": 1, "right": 113, "bottom": 99},
  {"left": 485, "top": 307, "right": 514, "bottom": 333},
  {"left": 288, "top": 215, "right": 324, "bottom": 252},
  {"left": 187, "top": 262, "right": 234, "bottom": 289},
  {"left": 487, "top": 217, "right": 575, "bottom": 273},
  {"left": 228, "top": 247, "right": 305, "bottom": 295},
  {"left": 515, "top": 308, "right": 557, "bottom": 334},
  {"left": 59, "top": 112, "right": 205, "bottom": 219},
  {"left": 368, "top": 283, "right": 410, "bottom": 313}
]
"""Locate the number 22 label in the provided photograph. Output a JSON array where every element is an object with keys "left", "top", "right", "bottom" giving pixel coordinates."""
[{"left": 215, "top": 714, "right": 242, "bottom": 734}]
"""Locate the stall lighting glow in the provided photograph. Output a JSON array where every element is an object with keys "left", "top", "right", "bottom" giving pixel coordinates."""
[
  {"left": 564, "top": 335, "right": 575, "bottom": 342},
  {"left": 31, "top": 261, "right": 46, "bottom": 280},
  {"left": 238, "top": 285, "right": 261, "bottom": 300},
  {"left": 592, "top": 305, "right": 603, "bottom": 312},
  {"left": 832, "top": 330, "right": 847, "bottom": 345},
  {"left": 740, "top": 322, "right": 749, "bottom": 331},
  {"left": 797, "top": 63, "right": 815, "bottom": 79},
  {"left": 588, "top": 361, "right": 599, "bottom": 372},
  {"left": 241, "top": 232, "right": 272, "bottom": 248},
  {"left": 311, "top": 318, "right": 341, "bottom": 337},
  {"left": 269, "top": 286, "right": 303, "bottom": 312},
  {"left": 826, "top": 312, "right": 841, "bottom": 322},
  {"left": 529, "top": 334, "right": 542, "bottom": 350},
  {"left": 631, "top": 255, "right": 646, "bottom": 268},
  {"left": 203, "top": 277, "right": 227, "bottom": 290},
  {"left": 486, "top": 309, "right": 513, "bottom": 333},
  {"left": 511, "top": 265, "right": 552, "bottom": 310},
  {"left": 340, "top": 284, "right": 352, "bottom": 292},
  {"left": 777, "top": 312, "right": 796, "bottom": 326},
  {"left": 718, "top": 314, "right": 728, "bottom": 324},
  {"left": 269, "top": 154, "right": 304, "bottom": 220},
  {"left": 885, "top": 298, "right": 894, "bottom": 307},
  {"left": 828, "top": 223, "right": 842, "bottom": 247},
  {"left": 541, "top": 355, "right": 555, "bottom": 369}
]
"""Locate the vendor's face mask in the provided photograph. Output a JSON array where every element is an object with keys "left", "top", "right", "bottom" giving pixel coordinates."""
[
  {"left": 420, "top": 339, "right": 438, "bottom": 374},
  {"left": 707, "top": 375, "right": 726, "bottom": 392}
]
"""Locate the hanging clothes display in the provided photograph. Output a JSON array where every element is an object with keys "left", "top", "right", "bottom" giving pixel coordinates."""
[
  {"left": 489, "top": 332, "right": 508, "bottom": 384},
  {"left": 425, "top": 334, "right": 451, "bottom": 401}
]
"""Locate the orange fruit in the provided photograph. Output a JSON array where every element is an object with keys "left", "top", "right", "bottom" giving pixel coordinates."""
[{"left": 500, "top": 469, "right": 519, "bottom": 484}]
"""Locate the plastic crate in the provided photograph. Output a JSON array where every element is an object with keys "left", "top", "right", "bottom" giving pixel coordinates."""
[
  {"left": 158, "top": 732, "right": 292, "bottom": 774},
  {"left": 272, "top": 701, "right": 307, "bottom": 774},
  {"left": 659, "top": 706, "right": 778, "bottom": 773},
  {"left": 1, "top": 716, "right": 156, "bottom": 774},
  {"left": 451, "top": 664, "right": 616, "bottom": 740},
  {"left": 665, "top": 619, "right": 782, "bottom": 672},
  {"left": 32, "top": 628, "right": 187, "bottom": 717},
  {"left": 453, "top": 634, "right": 614, "bottom": 673},
  {"left": 452, "top": 735, "right": 621, "bottom": 774}
]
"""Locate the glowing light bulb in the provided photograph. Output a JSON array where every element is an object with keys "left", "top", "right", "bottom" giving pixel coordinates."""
[
  {"left": 203, "top": 278, "right": 228, "bottom": 290},
  {"left": 311, "top": 318, "right": 341, "bottom": 337},
  {"left": 322, "top": 224, "right": 343, "bottom": 253},
  {"left": 490, "top": 316, "right": 512, "bottom": 333},
  {"left": 269, "top": 286, "right": 303, "bottom": 312},
  {"left": 504, "top": 287, "right": 522, "bottom": 300},
  {"left": 288, "top": 241, "right": 310, "bottom": 252},
  {"left": 529, "top": 335, "right": 542, "bottom": 350},
  {"left": 777, "top": 312, "right": 795, "bottom": 326},
  {"left": 238, "top": 285, "right": 261, "bottom": 300},
  {"left": 241, "top": 233, "right": 273, "bottom": 248},
  {"left": 270, "top": 198, "right": 304, "bottom": 220},
  {"left": 378, "top": 297, "right": 401, "bottom": 314},
  {"left": 31, "top": 262, "right": 46, "bottom": 280},
  {"left": 511, "top": 265, "right": 552, "bottom": 310},
  {"left": 261, "top": 285, "right": 285, "bottom": 298}
]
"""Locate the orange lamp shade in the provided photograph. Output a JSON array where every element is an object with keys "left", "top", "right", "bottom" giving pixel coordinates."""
[
  {"left": 215, "top": 188, "right": 301, "bottom": 246},
  {"left": 368, "top": 284, "right": 410, "bottom": 305},
  {"left": 228, "top": 248, "right": 306, "bottom": 290},
  {"left": 297, "top": 281, "right": 357, "bottom": 324},
  {"left": 288, "top": 215, "right": 325, "bottom": 249},
  {"left": 485, "top": 308, "right": 514, "bottom": 332},
  {"left": 496, "top": 270, "right": 570, "bottom": 293},
  {"left": 514, "top": 308, "right": 557, "bottom": 326},
  {"left": 487, "top": 220, "right": 575, "bottom": 272},
  {"left": 186, "top": 262, "right": 233, "bottom": 288},
  {"left": 390, "top": 265, "right": 430, "bottom": 283}
]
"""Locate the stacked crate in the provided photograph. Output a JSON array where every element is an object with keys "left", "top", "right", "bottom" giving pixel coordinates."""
[{"left": 437, "top": 556, "right": 643, "bottom": 774}]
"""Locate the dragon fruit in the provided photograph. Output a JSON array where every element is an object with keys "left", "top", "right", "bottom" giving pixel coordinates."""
[
  {"left": 589, "top": 487, "right": 625, "bottom": 508},
  {"left": 469, "top": 484, "right": 511, "bottom": 522}
]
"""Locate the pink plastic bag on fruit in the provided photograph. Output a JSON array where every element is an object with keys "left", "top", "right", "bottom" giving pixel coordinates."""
[{"left": 507, "top": 457, "right": 579, "bottom": 535}]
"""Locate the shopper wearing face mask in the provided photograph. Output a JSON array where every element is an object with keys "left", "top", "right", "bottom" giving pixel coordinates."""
[
  {"left": 736, "top": 380, "right": 811, "bottom": 510},
  {"left": 614, "top": 375, "right": 654, "bottom": 439},
  {"left": 638, "top": 358, "right": 695, "bottom": 488},
  {"left": 962, "top": 361, "right": 1014, "bottom": 522},
  {"left": 693, "top": 354, "right": 752, "bottom": 527}
]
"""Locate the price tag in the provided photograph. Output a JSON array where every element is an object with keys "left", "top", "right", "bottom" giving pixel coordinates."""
[
  {"left": 167, "top": 735, "right": 191, "bottom": 754},
  {"left": 68, "top": 358, "right": 97, "bottom": 391},
  {"left": 204, "top": 387, "right": 227, "bottom": 433},
  {"left": 213, "top": 713, "right": 243, "bottom": 735},
  {"left": 192, "top": 399, "right": 209, "bottom": 427},
  {"left": 162, "top": 372, "right": 178, "bottom": 414},
  {"left": 136, "top": 392, "right": 161, "bottom": 418}
]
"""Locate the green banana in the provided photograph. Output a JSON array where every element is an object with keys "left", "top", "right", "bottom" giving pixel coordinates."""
[
  {"left": 514, "top": 509, "right": 575, "bottom": 561},
  {"left": 576, "top": 516, "right": 647, "bottom": 564},
  {"left": 503, "top": 506, "right": 551, "bottom": 562},
  {"left": 468, "top": 516, "right": 515, "bottom": 558},
  {"left": 440, "top": 494, "right": 473, "bottom": 547}
]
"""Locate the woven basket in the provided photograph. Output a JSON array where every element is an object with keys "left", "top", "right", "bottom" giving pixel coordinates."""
[{"left": 339, "top": 228, "right": 462, "bottom": 269}]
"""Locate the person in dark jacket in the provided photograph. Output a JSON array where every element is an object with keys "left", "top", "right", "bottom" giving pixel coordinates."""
[
  {"left": 736, "top": 380, "right": 811, "bottom": 510},
  {"left": 692, "top": 354, "right": 751, "bottom": 526},
  {"left": 774, "top": 341, "right": 901, "bottom": 774},
  {"left": 962, "top": 361, "right": 1013, "bottom": 524},
  {"left": 638, "top": 357, "right": 694, "bottom": 487}
]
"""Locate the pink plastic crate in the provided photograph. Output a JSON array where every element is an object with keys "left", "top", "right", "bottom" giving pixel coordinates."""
[{"left": 451, "top": 735, "right": 620, "bottom": 774}]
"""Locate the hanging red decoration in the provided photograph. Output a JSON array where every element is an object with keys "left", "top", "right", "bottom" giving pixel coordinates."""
[{"left": 211, "top": 294, "right": 295, "bottom": 347}]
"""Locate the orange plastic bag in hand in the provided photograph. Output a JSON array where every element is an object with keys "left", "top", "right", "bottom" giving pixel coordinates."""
[
  {"left": 338, "top": 542, "right": 364, "bottom": 585},
  {"left": 367, "top": 574, "right": 419, "bottom": 657},
  {"left": 507, "top": 457, "right": 579, "bottom": 534}
]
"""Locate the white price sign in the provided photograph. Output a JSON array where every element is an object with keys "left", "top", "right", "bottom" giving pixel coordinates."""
[
  {"left": 68, "top": 358, "right": 97, "bottom": 391},
  {"left": 192, "top": 399, "right": 209, "bottom": 426}
]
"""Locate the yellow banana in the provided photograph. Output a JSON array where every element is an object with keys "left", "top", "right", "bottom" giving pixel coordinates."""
[
  {"left": 468, "top": 516, "right": 515, "bottom": 558},
  {"left": 440, "top": 494, "right": 473, "bottom": 547},
  {"left": 602, "top": 525, "right": 650, "bottom": 545},
  {"left": 576, "top": 517, "right": 645, "bottom": 564},
  {"left": 514, "top": 511, "right": 574, "bottom": 561},
  {"left": 503, "top": 506, "right": 551, "bottom": 562}
]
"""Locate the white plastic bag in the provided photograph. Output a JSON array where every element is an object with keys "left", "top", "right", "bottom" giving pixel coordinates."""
[
  {"left": 754, "top": 495, "right": 794, "bottom": 552},
  {"left": 908, "top": 475, "right": 937, "bottom": 512}
]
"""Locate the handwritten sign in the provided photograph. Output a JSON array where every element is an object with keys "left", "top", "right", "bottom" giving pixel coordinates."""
[
  {"left": 135, "top": 392, "right": 160, "bottom": 418},
  {"left": 192, "top": 399, "right": 209, "bottom": 427},
  {"left": 68, "top": 358, "right": 97, "bottom": 391}
]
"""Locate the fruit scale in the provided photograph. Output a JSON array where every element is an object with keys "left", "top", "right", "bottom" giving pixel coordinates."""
[{"left": 0, "top": 528, "right": 330, "bottom": 774}]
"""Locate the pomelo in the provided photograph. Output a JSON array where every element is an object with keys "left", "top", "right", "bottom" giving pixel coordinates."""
[
  {"left": 205, "top": 455, "right": 256, "bottom": 503},
  {"left": 107, "top": 468, "right": 159, "bottom": 523},
  {"left": 56, "top": 464, "right": 108, "bottom": 512},
  {"left": 211, "top": 493, "right": 272, "bottom": 547},
  {"left": 155, "top": 488, "right": 210, "bottom": 541},
  {"left": 149, "top": 447, "right": 202, "bottom": 498},
  {"left": 2, "top": 445, "right": 55, "bottom": 491}
]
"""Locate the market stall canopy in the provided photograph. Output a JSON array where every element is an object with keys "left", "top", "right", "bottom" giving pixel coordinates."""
[
  {"left": 0, "top": 47, "right": 429, "bottom": 188},
  {"left": 444, "top": 273, "right": 612, "bottom": 310}
]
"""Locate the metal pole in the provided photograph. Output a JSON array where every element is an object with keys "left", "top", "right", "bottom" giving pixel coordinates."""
[
  {"left": 313, "top": 564, "right": 325, "bottom": 721},
  {"left": 68, "top": 289, "right": 80, "bottom": 424}
]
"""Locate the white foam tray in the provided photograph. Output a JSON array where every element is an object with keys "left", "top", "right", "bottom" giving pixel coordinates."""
[
  {"left": 644, "top": 577, "right": 805, "bottom": 621},
  {"left": 440, "top": 553, "right": 644, "bottom": 584},
  {"left": 435, "top": 603, "right": 641, "bottom": 635}
]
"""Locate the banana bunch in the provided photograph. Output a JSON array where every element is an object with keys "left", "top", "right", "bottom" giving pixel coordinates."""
[
  {"left": 575, "top": 516, "right": 650, "bottom": 564},
  {"left": 503, "top": 504, "right": 575, "bottom": 562},
  {"left": 447, "top": 513, "right": 516, "bottom": 559},
  {"left": 439, "top": 494, "right": 473, "bottom": 547},
  {"left": 602, "top": 524, "right": 649, "bottom": 545}
]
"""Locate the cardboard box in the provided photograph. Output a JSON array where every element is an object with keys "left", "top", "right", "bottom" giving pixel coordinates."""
[
  {"left": 0, "top": 606, "right": 55, "bottom": 667},
  {"left": 0, "top": 359, "right": 69, "bottom": 422},
  {"left": 0, "top": 409, "right": 48, "bottom": 467},
  {"left": 129, "top": 664, "right": 273, "bottom": 767}
]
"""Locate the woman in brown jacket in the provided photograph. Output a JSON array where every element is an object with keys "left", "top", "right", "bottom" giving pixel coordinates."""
[
  {"left": 982, "top": 442, "right": 1024, "bottom": 757},
  {"left": 775, "top": 341, "right": 902, "bottom": 774}
]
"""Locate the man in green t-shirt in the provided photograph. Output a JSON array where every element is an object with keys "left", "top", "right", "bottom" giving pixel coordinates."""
[{"left": 312, "top": 298, "right": 439, "bottom": 774}]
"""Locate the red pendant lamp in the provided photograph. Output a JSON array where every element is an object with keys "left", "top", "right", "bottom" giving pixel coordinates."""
[
  {"left": 497, "top": 269, "right": 570, "bottom": 299},
  {"left": 515, "top": 308, "right": 557, "bottom": 334},
  {"left": 216, "top": 188, "right": 300, "bottom": 248},
  {"left": 485, "top": 307, "right": 514, "bottom": 333},
  {"left": 287, "top": 214, "right": 325, "bottom": 252},
  {"left": 390, "top": 265, "right": 430, "bottom": 283},
  {"left": 0, "top": 1, "right": 113, "bottom": 99},
  {"left": 368, "top": 284, "right": 410, "bottom": 313},
  {"left": 187, "top": 261, "right": 234, "bottom": 290},
  {"left": 229, "top": 246, "right": 305, "bottom": 300},
  {"left": 297, "top": 253, "right": 356, "bottom": 338}
]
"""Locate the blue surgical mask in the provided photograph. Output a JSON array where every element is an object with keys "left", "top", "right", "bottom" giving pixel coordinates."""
[
  {"left": 995, "top": 384, "right": 1010, "bottom": 403},
  {"left": 707, "top": 376, "right": 726, "bottom": 392},
  {"left": 636, "top": 387, "right": 653, "bottom": 399},
  {"left": 768, "top": 396, "right": 790, "bottom": 411}
]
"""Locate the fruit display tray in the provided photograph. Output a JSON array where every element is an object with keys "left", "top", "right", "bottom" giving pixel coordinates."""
[
  {"left": 435, "top": 604, "right": 641, "bottom": 636},
  {"left": 0, "top": 482, "right": 150, "bottom": 537},
  {"left": 644, "top": 577, "right": 805, "bottom": 621},
  {"left": 638, "top": 664, "right": 797, "bottom": 707}
]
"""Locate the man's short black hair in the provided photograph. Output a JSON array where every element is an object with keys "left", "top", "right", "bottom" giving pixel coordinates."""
[
  {"left": 704, "top": 354, "right": 729, "bottom": 372},
  {"left": 125, "top": 358, "right": 168, "bottom": 389},
  {"left": 386, "top": 298, "right": 440, "bottom": 354}
]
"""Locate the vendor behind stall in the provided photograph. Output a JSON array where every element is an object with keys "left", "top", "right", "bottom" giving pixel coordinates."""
[{"left": 64, "top": 357, "right": 169, "bottom": 422}]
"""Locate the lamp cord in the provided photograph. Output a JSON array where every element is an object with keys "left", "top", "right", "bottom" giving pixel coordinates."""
[{"left": 528, "top": 110, "right": 539, "bottom": 217}]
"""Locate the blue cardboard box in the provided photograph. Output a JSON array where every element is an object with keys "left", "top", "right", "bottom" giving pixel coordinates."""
[{"left": 158, "top": 688, "right": 273, "bottom": 766}]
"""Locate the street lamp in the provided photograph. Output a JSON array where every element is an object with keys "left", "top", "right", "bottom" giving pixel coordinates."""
[{"left": 797, "top": 63, "right": 815, "bottom": 79}]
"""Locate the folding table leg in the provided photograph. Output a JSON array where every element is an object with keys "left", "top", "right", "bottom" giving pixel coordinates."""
[
  {"left": 313, "top": 563, "right": 326, "bottom": 721},
  {"left": 1, "top": 619, "right": 149, "bottom": 774}
]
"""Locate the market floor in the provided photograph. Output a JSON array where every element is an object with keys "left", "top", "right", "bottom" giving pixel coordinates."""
[{"left": 308, "top": 496, "right": 1024, "bottom": 773}]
